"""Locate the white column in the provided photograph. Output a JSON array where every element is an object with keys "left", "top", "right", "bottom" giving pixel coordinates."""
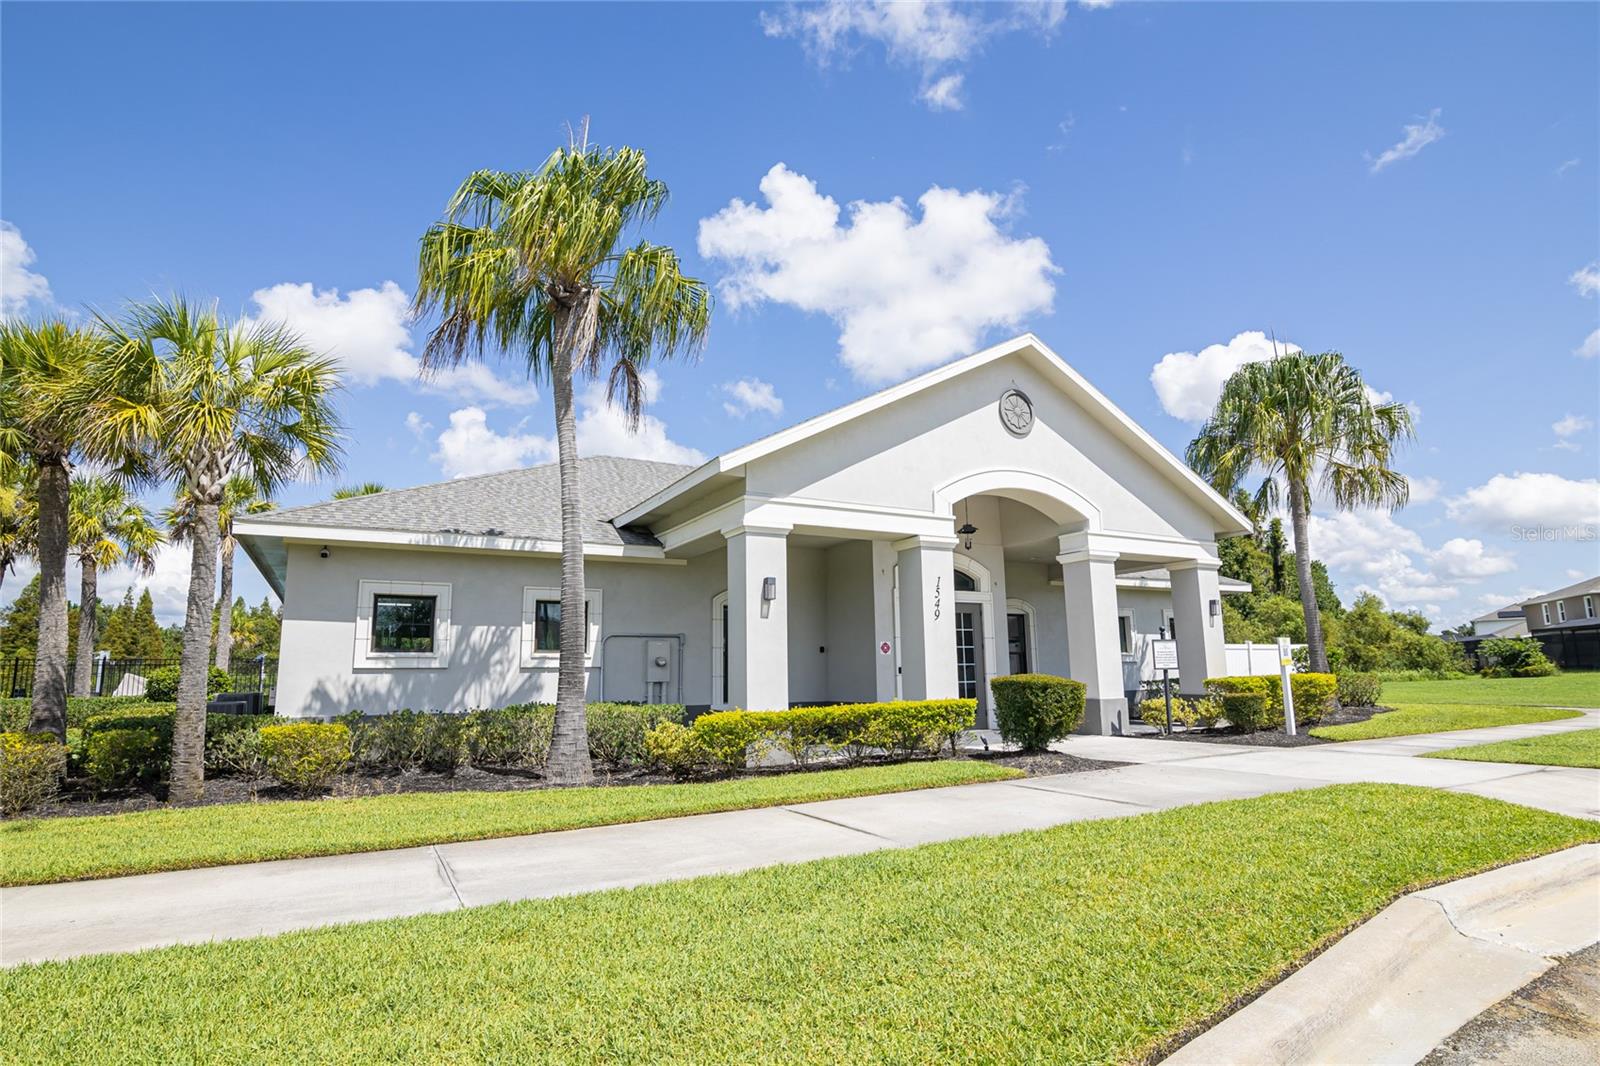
[
  {"left": 1168, "top": 560, "right": 1227, "bottom": 695},
  {"left": 725, "top": 525, "right": 790, "bottom": 711},
  {"left": 895, "top": 535, "right": 958, "bottom": 700},
  {"left": 871, "top": 540, "right": 900, "bottom": 701},
  {"left": 1058, "top": 546, "right": 1128, "bottom": 735}
]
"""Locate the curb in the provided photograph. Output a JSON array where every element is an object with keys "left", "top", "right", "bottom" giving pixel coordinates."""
[{"left": 1162, "top": 843, "right": 1600, "bottom": 1066}]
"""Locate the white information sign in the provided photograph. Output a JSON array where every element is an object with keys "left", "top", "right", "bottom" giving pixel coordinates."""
[{"left": 1151, "top": 639, "right": 1179, "bottom": 672}]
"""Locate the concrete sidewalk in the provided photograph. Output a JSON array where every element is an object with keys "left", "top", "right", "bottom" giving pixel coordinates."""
[{"left": 3, "top": 716, "right": 1596, "bottom": 966}]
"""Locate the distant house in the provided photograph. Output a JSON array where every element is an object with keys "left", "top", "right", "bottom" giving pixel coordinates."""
[{"left": 1520, "top": 577, "right": 1600, "bottom": 670}]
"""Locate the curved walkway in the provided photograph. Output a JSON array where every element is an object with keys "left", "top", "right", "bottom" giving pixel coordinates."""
[{"left": 3, "top": 713, "right": 1596, "bottom": 967}]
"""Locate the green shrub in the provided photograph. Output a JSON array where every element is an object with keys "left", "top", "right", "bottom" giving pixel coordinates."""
[
  {"left": 260, "top": 723, "right": 351, "bottom": 794},
  {"left": 586, "top": 703, "right": 685, "bottom": 770},
  {"left": 85, "top": 727, "right": 168, "bottom": 792},
  {"left": 1137, "top": 696, "right": 1219, "bottom": 733},
  {"left": 689, "top": 711, "right": 769, "bottom": 773},
  {"left": 0, "top": 695, "right": 166, "bottom": 733},
  {"left": 463, "top": 704, "right": 556, "bottom": 768},
  {"left": 1, "top": 732, "right": 67, "bottom": 815},
  {"left": 1336, "top": 672, "right": 1383, "bottom": 708},
  {"left": 205, "top": 726, "right": 266, "bottom": 780},
  {"left": 1218, "top": 693, "right": 1268, "bottom": 732},
  {"left": 1373, "top": 668, "right": 1472, "bottom": 683},
  {"left": 1279, "top": 673, "right": 1338, "bottom": 725},
  {"left": 990, "top": 674, "right": 1086, "bottom": 752},
  {"left": 144, "top": 666, "right": 232, "bottom": 703},
  {"left": 1478, "top": 637, "right": 1559, "bottom": 678},
  {"left": 643, "top": 721, "right": 706, "bottom": 779}
]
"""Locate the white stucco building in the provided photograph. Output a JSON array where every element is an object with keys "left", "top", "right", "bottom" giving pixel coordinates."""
[{"left": 237, "top": 335, "right": 1254, "bottom": 734}]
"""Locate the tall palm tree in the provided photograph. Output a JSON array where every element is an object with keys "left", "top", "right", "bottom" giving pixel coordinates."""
[
  {"left": 331, "top": 481, "right": 386, "bottom": 499},
  {"left": 88, "top": 298, "right": 343, "bottom": 803},
  {"left": 69, "top": 475, "right": 162, "bottom": 693},
  {"left": 0, "top": 465, "right": 36, "bottom": 596},
  {"left": 414, "top": 136, "right": 711, "bottom": 786},
  {"left": 166, "top": 475, "right": 275, "bottom": 671},
  {"left": 1188, "top": 350, "right": 1413, "bottom": 672},
  {"left": 0, "top": 320, "right": 119, "bottom": 739}
]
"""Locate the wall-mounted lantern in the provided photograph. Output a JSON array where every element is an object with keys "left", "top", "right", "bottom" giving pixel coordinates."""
[
  {"left": 762, "top": 577, "right": 777, "bottom": 602},
  {"left": 957, "top": 500, "right": 978, "bottom": 551}
]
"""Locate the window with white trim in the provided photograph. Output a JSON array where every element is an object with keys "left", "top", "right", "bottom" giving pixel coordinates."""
[
  {"left": 1117, "top": 609, "right": 1135, "bottom": 656},
  {"left": 354, "top": 580, "right": 453, "bottom": 669},
  {"left": 1541, "top": 603, "right": 1551, "bottom": 625},
  {"left": 1557, "top": 600, "right": 1567, "bottom": 622},
  {"left": 1585, "top": 595, "right": 1595, "bottom": 619},
  {"left": 521, "top": 587, "right": 601, "bottom": 668}
]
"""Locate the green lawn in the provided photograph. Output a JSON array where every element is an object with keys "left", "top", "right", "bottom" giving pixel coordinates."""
[
  {"left": 2, "top": 785, "right": 1592, "bottom": 1065},
  {"left": 1422, "top": 728, "right": 1600, "bottom": 769},
  {"left": 1311, "top": 703, "right": 1583, "bottom": 741},
  {"left": 0, "top": 760, "right": 1020, "bottom": 887},
  {"left": 1383, "top": 673, "right": 1600, "bottom": 708}
]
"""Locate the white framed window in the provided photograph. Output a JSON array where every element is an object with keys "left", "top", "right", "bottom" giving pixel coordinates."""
[
  {"left": 1117, "top": 608, "right": 1136, "bottom": 657},
  {"left": 710, "top": 590, "right": 730, "bottom": 709},
  {"left": 1005, "top": 598, "right": 1037, "bottom": 676},
  {"left": 1541, "top": 603, "right": 1551, "bottom": 625},
  {"left": 1557, "top": 600, "right": 1567, "bottom": 622},
  {"left": 1585, "top": 595, "right": 1594, "bottom": 619},
  {"left": 354, "top": 579, "right": 453, "bottom": 669},
  {"left": 521, "top": 586, "right": 601, "bottom": 669}
]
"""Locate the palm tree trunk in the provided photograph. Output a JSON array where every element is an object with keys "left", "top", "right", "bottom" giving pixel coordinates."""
[
  {"left": 1288, "top": 479, "right": 1329, "bottom": 672},
  {"left": 73, "top": 557, "right": 99, "bottom": 696},
  {"left": 215, "top": 535, "right": 234, "bottom": 672},
  {"left": 170, "top": 498, "right": 220, "bottom": 804},
  {"left": 28, "top": 456, "right": 71, "bottom": 740},
  {"left": 545, "top": 301, "right": 594, "bottom": 787}
]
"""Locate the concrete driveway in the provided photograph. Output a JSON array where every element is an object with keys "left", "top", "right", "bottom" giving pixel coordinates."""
[{"left": 3, "top": 712, "right": 1596, "bottom": 966}]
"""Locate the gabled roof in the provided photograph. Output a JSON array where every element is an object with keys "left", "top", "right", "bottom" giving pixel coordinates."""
[
  {"left": 613, "top": 333, "right": 1252, "bottom": 534},
  {"left": 1521, "top": 575, "right": 1600, "bottom": 605},
  {"left": 256, "top": 456, "right": 694, "bottom": 547}
]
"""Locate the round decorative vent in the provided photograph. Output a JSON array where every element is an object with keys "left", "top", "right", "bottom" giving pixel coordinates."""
[{"left": 998, "top": 388, "right": 1034, "bottom": 437}]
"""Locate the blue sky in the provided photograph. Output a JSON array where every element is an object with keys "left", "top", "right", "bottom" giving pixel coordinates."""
[{"left": 3, "top": 1, "right": 1597, "bottom": 627}]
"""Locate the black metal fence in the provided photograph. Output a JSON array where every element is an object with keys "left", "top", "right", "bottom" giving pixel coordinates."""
[{"left": 1, "top": 656, "right": 279, "bottom": 702}]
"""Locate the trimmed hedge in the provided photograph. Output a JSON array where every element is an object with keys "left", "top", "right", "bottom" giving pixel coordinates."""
[
  {"left": 1, "top": 732, "right": 67, "bottom": 815},
  {"left": 1336, "top": 672, "right": 1383, "bottom": 708},
  {"left": 1204, "top": 673, "right": 1338, "bottom": 729},
  {"left": 339, "top": 703, "right": 687, "bottom": 775},
  {"left": 1137, "top": 695, "right": 1220, "bottom": 733},
  {"left": 646, "top": 700, "right": 977, "bottom": 778},
  {"left": 991, "top": 674, "right": 1086, "bottom": 752},
  {"left": 80, "top": 709, "right": 278, "bottom": 792},
  {"left": 260, "top": 724, "right": 351, "bottom": 794},
  {"left": 143, "top": 666, "right": 232, "bottom": 703},
  {"left": 0, "top": 696, "right": 171, "bottom": 733}
]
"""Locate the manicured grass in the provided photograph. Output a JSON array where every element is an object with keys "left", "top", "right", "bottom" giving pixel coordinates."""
[
  {"left": 1310, "top": 703, "right": 1583, "bottom": 741},
  {"left": 2, "top": 785, "right": 1593, "bottom": 1065},
  {"left": 0, "top": 760, "right": 1020, "bottom": 887},
  {"left": 1383, "top": 673, "right": 1600, "bottom": 708},
  {"left": 1422, "top": 728, "right": 1600, "bottom": 769}
]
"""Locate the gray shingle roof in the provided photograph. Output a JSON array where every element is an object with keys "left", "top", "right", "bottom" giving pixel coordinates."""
[
  {"left": 1521, "top": 575, "right": 1600, "bottom": 605},
  {"left": 266, "top": 457, "right": 695, "bottom": 547}
]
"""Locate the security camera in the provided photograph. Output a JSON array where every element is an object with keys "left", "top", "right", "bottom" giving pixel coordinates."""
[{"left": 319, "top": 546, "right": 329, "bottom": 559}]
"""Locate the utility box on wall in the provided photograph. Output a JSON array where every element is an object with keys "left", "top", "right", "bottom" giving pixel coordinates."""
[{"left": 645, "top": 639, "right": 674, "bottom": 705}]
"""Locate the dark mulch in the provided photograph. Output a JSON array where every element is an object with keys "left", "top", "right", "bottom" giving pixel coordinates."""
[
  {"left": 1150, "top": 704, "right": 1386, "bottom": 748},
  {"left": 966, "top": 748, "right": 1130, "bottom": 775}
]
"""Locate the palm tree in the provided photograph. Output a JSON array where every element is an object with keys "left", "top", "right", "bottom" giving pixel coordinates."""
[
  {"left": 1188, "top": 350, "right": 1413, "bottom": 672},
  {"left": 331, "top": 481, "right": 386, "bottom": 499},
  {"left": 166, "top": 475, "right": 274, "bottom": 672},
  {"left": 88, "top": 298, "right": 343, "bottom": 803},
  {"left": 414, "top": 136, "right": 711, "bottom": 785},
  {"left": 69, "top": 475, "right": 162, "bottom": 694},
  {"left": 0, "top": 466, "right": 36, "bottom": 596},
  {"left": 0, "top": 320, "right": 118, "bottom": 739}
]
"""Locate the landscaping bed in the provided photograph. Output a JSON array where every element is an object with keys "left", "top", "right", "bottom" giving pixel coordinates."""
[
  {"left": 1151, "top": 703, "right": 1382, "bottom": 747},
  {"left": 3, "top": 785, "right": 1594, "bottom": 1064}
]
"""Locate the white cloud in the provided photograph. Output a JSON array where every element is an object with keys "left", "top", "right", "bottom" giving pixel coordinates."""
[
  {"left": 1570, "top": 262, "right": 1600, "bottom": 298},
  {"left": 1306, "top": 509, "right": 1515, "bottom": 613},
  {"left": 1428, "top": 537, "right": 1516, "bottom": 581},
  {"left": 1149, "top": 331, "right": 1300, "bottom": 422},
  {"left": 720, "top": 378, "right": 784, "bottom": 419},
  {"left": 1556, "top": 158, "right": 1579, "bottom": 177},
  {"left": 431, "top": 371, "right": 703, "bottom": 479},
  {"left": 1446, "top": 472, "right": 1600, "bottom": 528},
  {"left": 1408, "top": 476, "right": 1442, "bottom": 504},
  {"left": 1552, "top": 413, "right": 1592, "bottom": 451},
  {"left": 403, "top": 411, "right": 433, "bottom": 438},
  {"left": 1576, "top": 330, "right": 1600, "bottom": 360},
  {"left": 1367, "top": 108, "right": 1445, "bottom": 173},
  {"left": 699, "top": 164, "right": 1057, "bottom": 384},
  {"left": 246, "top": 282, "right": 539, "bottom": 406},
  {"left": 1567, "top": 569, "right": 1587, "bottom": 580},
  {"left": 432, "top": 407, "right": 553, "bottom": 479},
  {"left": 0, "top": 221, "right": 52, "bottom": 319},
  {"left": 761, "top": 1, "right": 1065, "bottom": 112}
]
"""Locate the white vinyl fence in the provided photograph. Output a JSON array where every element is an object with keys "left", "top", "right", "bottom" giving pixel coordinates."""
[{"left": 1224, "top": 641, "right": 1306, "bottom": 676}]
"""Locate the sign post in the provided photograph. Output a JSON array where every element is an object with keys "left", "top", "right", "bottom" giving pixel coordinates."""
[
  {"left": 1151, "top": 639, "right": 1180, "bottom": 734},
  {"left": 1278, "top": 635, "right": 1297, "bottom": 736}
]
